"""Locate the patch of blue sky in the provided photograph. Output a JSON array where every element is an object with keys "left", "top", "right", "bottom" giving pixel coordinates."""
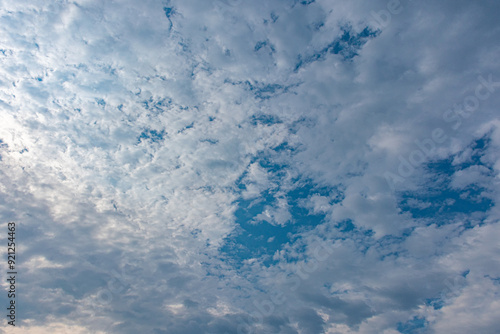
[
  {"left": 178, "top": 122, "right": 194, "bottom": 133},
  {"left": 425, "top": 297, "right": 445, "bottom": 310},
  {"left": 221, "top": 198, "right": 327, "bottom": 267},
  {"left": 454, "top": 136, "right": 492, "bottom": 168},
  {"left": 95, "top": 98, "right": 106, "bottom": 106},
  {"left": 255, "top": 154, "right": 289, "bottom": 175},
  {"left": 399, "top": 185, "right": 492, "bottom": 223},
  {"left": 224, "top": 79, "right": 300, "bottom": 100},
  {"left": 399, "top": 137, "right": 494, "bottom": 226},
  {"left": 222, "top": 157, "right": 343, "bottom": 266},
  {"left": 163, "top": 6, "right": 174, "bottom": 19},
  {"left": 397, "top": 317, "right": 428, "bottom": 334},
  {"left": 334, "top": 219, "right": 357, "bottom": 233},
  {"left": 271, "top": 141, "right": 297, "bottom": 154},
  {"left": 294, "top": 25, "right": 379, "bottom": 71},
  {"left": 200, "top": 138, "right": 218, "bottom": 145},
  {"left": 222, "top": 197, "right": 296, "bottom": 264},
  {"left": 254, "top": 40, "right": 276, "bottom": 54},
  {"left": 141, "top": 96, "right": 173, "bottom": 115},
  {"left": 290, "top": 0, "right": 316, "bottom": 7},
  {"left": 162, "top": 6, "right": 175, "bottom": 31},
  {"left": 137, "top": 128, "right": 167, "bottom": 144},
  {"left": 268, "top": 12, "right": 279, "bottom": 24},
  {"left": 300, "top": 0, "right": 316, "bottom": 5},
  {"left": 250, "top": 113, "right": 283, "bottom": 127}
]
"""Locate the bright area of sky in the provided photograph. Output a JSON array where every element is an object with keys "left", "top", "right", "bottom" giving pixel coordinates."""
[{"left": 0, "top": 0, "right": 500, "bottom": 333}]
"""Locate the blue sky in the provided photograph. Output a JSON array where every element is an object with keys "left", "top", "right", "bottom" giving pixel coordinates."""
[{"left": 1, "top": 0, "right": 500, "bottom": 333}]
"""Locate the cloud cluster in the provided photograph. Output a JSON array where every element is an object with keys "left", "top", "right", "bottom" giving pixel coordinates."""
[{"left": 1, "top": 0, "right": 499, "bottom": 333}]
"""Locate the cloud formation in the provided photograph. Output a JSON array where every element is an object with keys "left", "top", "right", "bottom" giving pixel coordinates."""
[{"left": 1, "top": 0, "right": 499, "bottom": 333}]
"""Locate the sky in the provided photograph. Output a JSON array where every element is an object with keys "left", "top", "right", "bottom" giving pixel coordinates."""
[{"left": 0, "top": 0, "right": 500, "bottom": 333}]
